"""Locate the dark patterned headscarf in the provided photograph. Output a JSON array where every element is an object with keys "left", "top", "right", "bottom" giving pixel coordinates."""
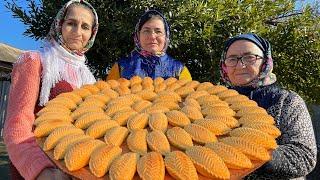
[
  {"left": 47, "top": 0, "right": 99, "bottom": 56},
  {"left": 133, "top": 10, "right": 170, "bottom": 56},
  {"left": 219, "top": 33, "right": 276, "bottom": 88}
]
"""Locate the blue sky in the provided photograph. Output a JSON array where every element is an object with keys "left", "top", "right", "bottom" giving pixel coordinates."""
[{"left": 0, "top": 0, "right": 317, "bottom": 50}]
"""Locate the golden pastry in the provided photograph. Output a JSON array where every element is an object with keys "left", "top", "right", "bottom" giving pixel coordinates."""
[{"left": 137, "top": 152, "right": 165, "bottom": 180}]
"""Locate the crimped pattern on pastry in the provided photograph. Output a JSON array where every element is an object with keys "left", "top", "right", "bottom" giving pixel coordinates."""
[
  {"left": 131, "top": 84, "right": 143, "bottom": 93},
  {"left": 45, "top": 97, "right": 78, "bottom": 110},
  {"left": 117, "top": 78, "right": 131, "bottom": 87},
  {"left": 181, "top": 106, "right": 203, "bottom": 121},
  {"left": 186, "top": 90, "right": 209, "bottom": 100},
  {"left": 166, "top": 127, "right": 193, "bottom": 150},
  {"left": 53, "top": 134, "right": 93, "bottom": 160},
  {"left": 235, "top": 106, "right": 268, "bottom": 117},
  {"left": 86, "top": 119, "right": 119, "bottom": 138},
  {"left": 105, "top": 104, "right": 132, "bottom": 117},
  {"left": 184, "top": 80, "right": 200, "bottom": 89},
  {"left": 243, "top": 123, "right": 281, "bottom": 138},
  {"left": 142, "top": 77, "right": 153, "bottom": 86},
  {"left": 224, "top": 94, "right": 249, "bottom": 104},
  {"left": 137, "top": 152, "right": 165, "bottom": 180},
  {"left": 164, "top": 151, "right": 198, "bottom": 180},
  {"left": 89, "top": 145, "right": 122, "bottom": 177},
  {"left": 147, "top": 130, "right": 171, "bottom": 155},
  {"left": 193, "top": 119, "right": 231, "bottom": 135},
  {"left": 104, "top": 126, "right": 129, "bottom": 146},
  {"left": 142, "top": 83, "right": 154, "bottom": 91},
  {"left": 34, "top": 113, "right": 73, "bottom": 126},
  {"left": 71, "top": 106, "right": 104, "bottom": 120},
  {"left": 185, "top": 146, "right": 230, "bottom": 179},
  {"left": 184, "top": 124, "right": 217, "bottom": 144},
  {"left": 164, "top": 77, "right": 177, "bottom": 85},
  {"left": 101, "top": 88, "right": 119, "bottom": 99},
  {"left": 154, "top": 83, "right": 167, "bottom": 93},
  {"left": 72, "top": 88, "right": 92, "bottom": 99},
  {"left": 130, "top": 75, "right": 143, "bottom": 86},
  {"left": 127, "top": 113, "right": 149, "bottom": 131},
  {"left": 200, "top": 100, "right": 229, "bottom": 108},
  {"left": 94, "top": 80, "right": 111, "bottom": 90},
  {"left": 229, "top": 127, "right": 278, "bottom": 149},
  {"left": 205, "top": 142, "right": 253, "bottom": 169},
  {"left": 64, "top": 139, "right": 105, "bottom": 171},
  {"left": 238, "top": 114, "right": 275, "bottom": 125},
  {"left": 166, "top": 110, "right": 191, "bottom": 127},
  {"left": 121, "top": 94, "right": 143, "bottom": 102},
  {"left": 108, "top": 97, "right": 135, "bottom": 107},
  {"left": 81, "top": 84, "right": 100, "bottom": 94},
  {"left": 201, "top": 106, "right": 235, "bottom": 117},
  {"left": 107, "top": 79, "right": 120, "bottom": 89},
  {"left": 132, "top": 100, "right": 153, "bottom": 112},
  {"left": 183, "top": 98, "right": 201, "bottom": 110},
  {"left": 196, "top": 95, "right": 219, "bottom": 105},
  {"left": 166, "top": 82, "right": 181, "bottom": 91},
  {"left": 206, "top": 85, "right": 228, "bottom": 95},
  {"left": 216, "top": 89, "right": 239, "bottom": 100},
  {"left": 196, "top": 82, "right": 214, "bottom": 91},
  {"left": 109, "top": 152, "right": 139, "bottom": 180},
  {"left": 34, "top": 121, "right": 73, "bottom": 138},
  {"left": 112, "top": 109, "right": 137, "bottom": 126},
  {"left": 153, "top": 77, "right": 164, "bottom": 86},
  {"left": 56, "top": 92, "right": 83, "bottom": 105},
  {"left": 127, "top": 129, "right": 148, "bottom": 155},
  {"left": 152, "top": 101, "right": 180, "bottom": 110},
  {"left": 85, "top": 94, "right": 110, "bottom": 104},
  {"left": 229, "top": 100, "right": 258, "bottom": 111},
  {"left": 36, "top": 105, "right": 70, "bottom": 116},
  {"left": 135, "top": 90, "right": 157, "bottom": 101},
  {"left": 154, "top": 91, "right": 182, "bottom": 103},
  {"left": 78, "top": 99, "right": 106, "bottom": 109},
  {"left": 74, "top": 112, "right": 110, "bottom": 129},
  {"left": 219, "top": 137, "right": 271, "bottom": 161},
  {"left": 205, "top": 115, "right": 240, "bottom": 128},
  {"left": 43, "top": 126, "right": 84, "bottom": 151},
  {"left": 143, "top": 106, "right": 170, "bottom": 114},
  {"left": 148, "top": 112, "right": 168, "bottom": 132},
  {"left": 175, "top": 86, "right": 195, "bottom": 98}
]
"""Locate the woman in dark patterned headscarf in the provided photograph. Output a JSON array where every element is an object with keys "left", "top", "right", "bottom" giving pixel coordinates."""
[
  {"left": 220, "top": 33, "right": 317, "bottom": 179},
  {"left": 4, "top": 1, "right": 98, "bottom": 179},
  {"left": 107, "top": 10, "right": 192, "bottom": 80}
]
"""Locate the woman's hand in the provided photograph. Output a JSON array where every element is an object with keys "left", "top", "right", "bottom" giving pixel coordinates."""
[{"left": 37, "top": 168, "right": 70, "bottom": 180}]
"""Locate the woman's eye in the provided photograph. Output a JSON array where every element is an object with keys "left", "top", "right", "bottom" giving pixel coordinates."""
[{"left": 82, "top": 25, "right": 90, "bottom": 30}]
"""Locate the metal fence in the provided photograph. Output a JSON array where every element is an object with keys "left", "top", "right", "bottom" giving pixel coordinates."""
[{"left": 0, "top": 81, "right": 10, "bottom": 137}]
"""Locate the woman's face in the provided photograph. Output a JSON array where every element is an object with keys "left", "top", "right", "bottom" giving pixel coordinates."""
[
  {"left": 139, "top": 18, "right": 166, "bottom": 53},
  {"left": 61, "top": 5, "right": 94, "bottom": 51},
  {"left": 225, "top": 40, "right": 264, "bottom": 86}
]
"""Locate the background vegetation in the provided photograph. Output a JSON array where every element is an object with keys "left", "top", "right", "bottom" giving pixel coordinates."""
[{"left": 5, "top": 0, "right": 320, "bottom": 104}]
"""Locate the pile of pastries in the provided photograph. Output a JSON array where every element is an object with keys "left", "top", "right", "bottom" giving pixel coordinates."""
[{"left": 34, "top": 76, "right": 281, "bottom": 179}]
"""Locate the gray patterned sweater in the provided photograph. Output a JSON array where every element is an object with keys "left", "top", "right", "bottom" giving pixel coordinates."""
[{"left": 232, "top": 84, "right": 317, "bottom": 180}]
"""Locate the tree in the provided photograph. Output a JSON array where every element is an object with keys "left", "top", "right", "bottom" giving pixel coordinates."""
[{"left": 5, "top": 0, "right": 320, "bottom": 104}]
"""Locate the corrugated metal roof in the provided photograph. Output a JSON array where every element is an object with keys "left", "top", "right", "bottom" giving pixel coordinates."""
[{"left": 0, "top": 43, "right": 23, "bottom": 63}]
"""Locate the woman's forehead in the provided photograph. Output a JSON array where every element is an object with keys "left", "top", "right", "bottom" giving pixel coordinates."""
[
  {"left": 65, "top": 5, "right": 94, "bottom": 24},
  {"left": 141, "top": 18, "right": 165, "bottom": 29},
  {"left": 227, "top": 40, "right": 263, "bottom": 55}
]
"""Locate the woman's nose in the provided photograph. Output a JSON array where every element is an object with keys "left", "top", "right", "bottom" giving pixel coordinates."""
[{"left": 73, "top": 25, "right": 81, "bottom": 35}]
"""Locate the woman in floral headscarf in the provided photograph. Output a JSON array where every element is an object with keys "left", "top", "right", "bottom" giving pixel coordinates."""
[
  {"left": 107, "top": 10, "right": 192, "bottom": 80},
  {"left": 4, "top": 1, "right": 98, "bottom": 179},
  {"left": 220, "top": 33, "right": 317, "bottom": 179}
]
